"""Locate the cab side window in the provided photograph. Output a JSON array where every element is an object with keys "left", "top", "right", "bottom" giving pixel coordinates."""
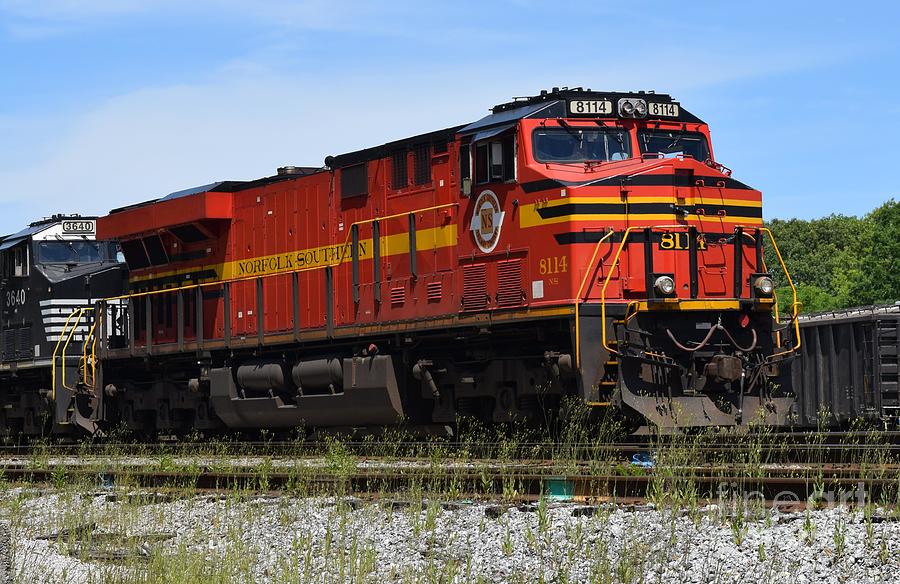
[
  {"left": 2, "top": 245, "right": 29, "bottom": 278},
  {"left": 474, "top": 134, "right": 515, "bottom": 184}
]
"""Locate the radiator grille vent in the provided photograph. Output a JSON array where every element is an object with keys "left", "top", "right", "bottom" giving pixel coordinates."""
[
  {"left": 426, "top": 281, "right": 442, "bottom": 303},
  {"left": 1, "top": 331, "right": 12, "bottom": 359},
  {"left": 390, "top": 286, "right": 405, "bottom": 307},
  {"left": 496, "top": 260, "right": 524, "bottom": 307},
  {"left": 462, "top": 264, "right": 488, "bottom": 310},
  {"left": 1, "top": 326, "right": 33, "bottom": 360}
]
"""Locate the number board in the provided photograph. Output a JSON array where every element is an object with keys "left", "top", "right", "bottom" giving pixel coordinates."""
[
  {"left": 648, "top": 102, "right": 680, "bottom": 118},
  {"left": 568, "top": 100, "right": 613, "bottom": 116},
  {"left": 62, "top": 219, "right": 96, "bottom": 235}
]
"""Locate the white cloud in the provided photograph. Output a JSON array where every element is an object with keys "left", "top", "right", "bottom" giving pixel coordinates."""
[{"left": 0, "top": 71, "right": 496, "bottom": 230}]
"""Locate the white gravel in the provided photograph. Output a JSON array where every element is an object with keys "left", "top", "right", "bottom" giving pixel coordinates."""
[{"left": 2, "top": 489, "right": 899, "bottom": 583}]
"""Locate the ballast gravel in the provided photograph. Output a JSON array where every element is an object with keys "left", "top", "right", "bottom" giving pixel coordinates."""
[{"left": 2, "top": 489, "right": 899, "bottom": 583}]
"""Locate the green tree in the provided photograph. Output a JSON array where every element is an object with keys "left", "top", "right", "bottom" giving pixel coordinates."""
[
  {"left": 848, "top": 199, "right": 900, "bottom": 305},
  {"left": 765, "top": 214, "right": 866, "bottom": 311}
]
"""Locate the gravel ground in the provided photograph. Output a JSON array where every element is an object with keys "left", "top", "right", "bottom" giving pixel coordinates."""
[{"left": 2, "top": 489, "right": 899, "bottom": 583}]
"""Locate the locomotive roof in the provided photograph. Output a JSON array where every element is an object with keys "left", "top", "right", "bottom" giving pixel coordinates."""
[
  {"left": 0, "top": 215, "right": 98, "bottom": 250},
  {"left": 483, "top": 88, "right": 703, "bottom": 123},
  {"left": 110, "top": 172, "right": 321, "bottom": 214}
]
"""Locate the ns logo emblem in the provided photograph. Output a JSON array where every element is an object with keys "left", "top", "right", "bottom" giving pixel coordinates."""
[{"left": 469, "top": 190, "right": 505, "bottom": 253}]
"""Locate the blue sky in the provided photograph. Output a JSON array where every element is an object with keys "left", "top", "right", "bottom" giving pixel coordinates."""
[{"left": 0, "top": 1, "right": 898, "bottom": 234}]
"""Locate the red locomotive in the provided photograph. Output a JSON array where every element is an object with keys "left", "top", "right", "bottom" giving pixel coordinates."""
[{"left": 81, "top": 88, "right": 799, "bottom": 434}]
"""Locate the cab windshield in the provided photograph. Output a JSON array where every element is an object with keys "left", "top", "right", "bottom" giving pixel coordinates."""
[
  {"left": 638, "top": 129, "right": 710, "bottom": 161},
  {"left": 533, "top": 127, "right": 631, "bottom": 163},
  {"left": 35, "top": 241, "right": 110, "bottom": 264}
]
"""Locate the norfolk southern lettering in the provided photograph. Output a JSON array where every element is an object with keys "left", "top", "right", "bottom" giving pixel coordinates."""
[{"left": 234, "top": 241, "right": 367, "bottom": 277}]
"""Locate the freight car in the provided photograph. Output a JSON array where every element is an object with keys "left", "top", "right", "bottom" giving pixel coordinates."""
[
  {"left": 791, "top": 305, "right": 899, "bottom": 428},
  {"left": 8, "top": 88, "right": 806, "bottom": 437}
]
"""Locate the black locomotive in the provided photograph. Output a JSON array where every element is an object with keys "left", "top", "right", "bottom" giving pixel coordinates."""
[{"left": 0, "top": 215, "right": 125, "bottom": 436}]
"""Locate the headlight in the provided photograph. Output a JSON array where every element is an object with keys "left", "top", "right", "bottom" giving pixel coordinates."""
[
  {"left": 654, "top": 275, "right": 676, "bottom": 296},
  {"left": 618, "top": 98, "right": 647, "bottom": 118},
  {"left": 754, "top": 276, "right": 774, "bottom": 296},
  {"left": 633, "top": 100, "right": 648, "bottom": 117}
]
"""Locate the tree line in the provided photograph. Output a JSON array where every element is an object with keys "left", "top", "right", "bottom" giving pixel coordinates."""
[{"left": 764, "top": 199, "right": 900, "bottom": 312}]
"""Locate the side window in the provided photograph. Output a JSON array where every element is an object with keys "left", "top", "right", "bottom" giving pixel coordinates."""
[
  {"left": 459, "top": 143, "right": 471, "bottom": 195},
  {"left": 475, "top": 143, "right": 489, "bottom": 184},
  {"left": 12, "top": 245, "right": 28, "bottom": 278},
  {"left": 474, "top": 134, "right": 516, "bottom": 184},
  {"left": 501, "top": 134, "right": 515, "bottom": 182}
]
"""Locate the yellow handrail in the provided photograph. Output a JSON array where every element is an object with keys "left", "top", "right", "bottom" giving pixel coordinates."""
[
  {"left": 600, "top": 225, "right": 691, "bottom": 355},
  {"left": 60, "top": 308, "right": 91, "bottom": 392},
  {"left": 81, "top": 312, "right": 100, "bottom": 388},
  {"left": 755, "top": 226, "right": 801, "bottom": 359},
  {"left": 597, "top": 224, "right": 801, "bottom": 360},
  {"left": 51, "top": 308, "right": 82, "bottom": 399},
  {"left": 103, "top": 202, "right": 459, "bottom": 303},
  {"left": 573, "top": 229, "right": 614, "bottom": 368},
  {"left": 51, "top": 307, "right": 93, "bottom": 399}
]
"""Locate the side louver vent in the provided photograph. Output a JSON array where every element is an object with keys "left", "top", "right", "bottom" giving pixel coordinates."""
[
  {"left": 390, "top": 286, "right": 405, "bottom": 307},
  {"left": 496, "top": 260, "right": 524, "bottom": 307},
  {"left": 2, "top": 326, "right": 33, "bottom": 360},
  {"left": 426, "top": 281, "right": 442, "bottom": 303},
  {"left": 462, "top": 264, "right": 488, "bottom": 310}
]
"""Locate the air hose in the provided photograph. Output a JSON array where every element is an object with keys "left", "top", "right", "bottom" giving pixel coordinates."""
[{"left": 665, "top": 319, "right": 758, "bottom": 353}]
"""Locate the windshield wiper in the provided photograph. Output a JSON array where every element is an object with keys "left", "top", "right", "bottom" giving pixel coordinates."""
[
  {"left": 557, "top": 119, "right": 583, "bottom": 142},
  {"left": 611, "top": 131, "right": 626, "bottom": 154},
  {"left": 664, "top": 125, "right": 687, "bottom": 151}
]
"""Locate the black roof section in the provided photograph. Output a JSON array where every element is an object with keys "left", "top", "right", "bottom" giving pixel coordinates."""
[
  {"left": 489, "top": 87, "right": 704, "bottom": 124},
  {"left": 330, "top": 125, "right": 465, "bottom": 169},
  {"left": 0, "top": 214, "right": 99, "bottom": 250}
]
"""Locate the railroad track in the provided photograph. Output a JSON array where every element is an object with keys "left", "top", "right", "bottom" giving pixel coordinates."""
[
  {"left": 3, "top": 455, "right": 898, "bottom": 509},
  {"left": 2, "top": 430, "right": 897, "bottom": 509},
  {"left": 4, "top": 430, "right": 900, "bottom": 458}
]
